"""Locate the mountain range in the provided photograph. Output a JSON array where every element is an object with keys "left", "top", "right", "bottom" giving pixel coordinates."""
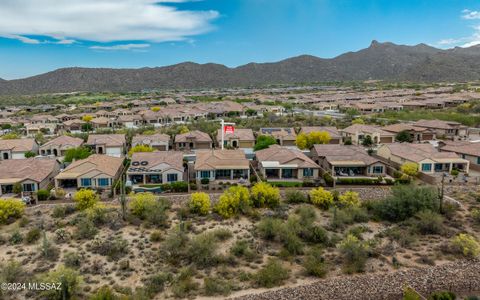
[{"left": 1, "top": 40, "right": 480, "bottom": 95}]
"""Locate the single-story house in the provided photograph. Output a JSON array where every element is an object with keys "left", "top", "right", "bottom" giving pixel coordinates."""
[
  {"left": 216, "top": 128, "right": 255, "bottom": 149},
  {"left": 255, "top": 145, "right": 320, "bottom": 181},
  {"left": 439, "top": 141, "right": 480, "bottom": 171},
  {"left": 194, "top": 150, "right": 250, "bottom": 183},
  {"left": 127, "top": 151, "right": 184, "bottom": 185},
  {"left": 412, "top": 119, "right": 469, "bottom": 141},
  {"left": 39, "top": 135, "right": 84, "bottom": 157},
  {"left": 377, "top": 143, "right": 470, "bottom": 174},
  {"left": 0, "top": 139, "right": 39, "bottom": 160},
  {"left": 132, "top": 133, "right": 170, "bottom": 151},
  {"left": 342, "top": 124, "right": 395, "bottom": 145},
  {"left": 0, "top": 158, "right": 60, "bottom": 196},
  {"left": 382, "top": 123, "right": 436, "bottom": 142},
  {"left": 86, "top": 134, "right": 126, "bottom": 157},
  {"left": 312, "top": 144, "right": 387, "bottom": 178},
  {"left": 62, "top": 119, "right": 86, "bottom": 133},
  {"left": 258, "top": 128, "right": 297, "bottom": 146},
  {"left": 55, "top": 154, "right": 124, "bottom": 190},
  {"left": 300, "top": 126, "right": 342, "bottom": 144},
  {"left": 174, "top": 130, "right": 213, "bottom": 151}
]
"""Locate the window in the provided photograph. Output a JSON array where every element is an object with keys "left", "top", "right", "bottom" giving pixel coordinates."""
[
  {"left": 200, "top": 171, "right": 210, "bottom": 178},
  {"left": 98, "top": 178, "right": 109, "bottom": 187},
  {"left": 372, "top": 166, "right": 384, "bottom": 174},
  {"left": 81, "top": 178, "right": 92, "bottom": 187},
  {"left": 303, "top": 168, "right": 314, "bottom": 177},
  {"left": 421, "top": 164, "right": 432, "bottom": 172},
  {"left": 23, "top": 183, "right": 36, "bottom": 192},
  {"left": 477, "top": 157, "right": 480, "bottom": 165},
  {"left": 167, "top": 174, "right": 178, "bottom": 182}
]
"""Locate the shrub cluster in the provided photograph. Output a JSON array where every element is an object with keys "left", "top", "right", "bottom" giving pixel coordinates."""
[
  {"left": 215, "top": 186, "right": 251, "bottom": 218},
  {"left": 250, "top": 182, "right": 281, "bottom": 208},
  {"left": 188, "top": 192, "right": 211, "bottom": 215},
  {"left": 0, "top": 198, "right": 26, "bottom": 224}
]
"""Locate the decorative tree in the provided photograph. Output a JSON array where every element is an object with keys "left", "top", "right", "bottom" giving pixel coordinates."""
[{"left": 395, "top": 130, "right": 413, "bottom": 143}]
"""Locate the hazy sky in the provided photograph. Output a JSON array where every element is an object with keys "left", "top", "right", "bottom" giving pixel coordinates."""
[{"left": 1, "top": 0, "right": 480, "bottom": 79}]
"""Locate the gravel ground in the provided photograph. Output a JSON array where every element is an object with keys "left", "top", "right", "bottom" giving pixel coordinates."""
[{"left": 232, "top": 259, "right": 480, "bottom": 300}]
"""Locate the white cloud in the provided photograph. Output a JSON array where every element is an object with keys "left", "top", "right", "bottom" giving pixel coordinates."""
[
  {"left": 90, "top": 43, "right": 151, "bottom": 51},
  {"left": 462, "top": 9, "right": 480, "bottom": 20},
  {"left": 0, "top": 0, "right": 219, "bottom": 46}
]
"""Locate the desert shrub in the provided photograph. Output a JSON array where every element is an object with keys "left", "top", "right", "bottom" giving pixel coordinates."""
[
  {"left": 52, "top": 205, "right": 67, "bottom": 218},
  {"left": 150, "top": 230, "right": 163, "bottom": 242},
  {"left": 129, "top": 192, "right": 156, "bottom": 218},
  {"left": 170, "top": 181, "right": 188, "bottom": 193},
  {"left": 90, "top": 286, "right": 119, "bottom": 300},
  {"left": 303, "top": 225, "right": 329, "bottom": 244},
  {"left": 410, "top": 210, "right": 444, "bottom": 235},
  {"left": 337, "top": 191, "right": 361, "bottom": 207},
  {"left": 404, "top": 286, "right": 422, "bottom": 300},
  {"left": 0, "top": 198, "right": 26, "bottom": 224},
  {"left": 54, "top": 228, "right": 71, "bottom": 243},
  {"left": 188, "top": 192, "right": 211, "bottom": 215},
  {"left": 215, "top": 186, "right": 251, "bottom": 218},
  {"left": 37, "top": 266, "right": 82, "bottom": 300},
  {"left": 450, "top": 234, "right": 480, "bottom": 258},
  {"left": 372, "top": 185, "right": 439, "bottom": 222},
  {"left": 471, "top": 209, "right": 480, "bottom": 224},
  {"left": 256, "top": 217, "right": 284, "bottom": 240},
  {"left": 338, "top": 234, "right": 370, "bottom": 274},
  {"left": 303, "top": 247, "right": 328, "bottom": 277},
  {"left": 37, "top": 189, "right": 50, "bottom": 201},
  {"left": 382, "top": 226, "right": 417, "bottom": 248},
  {"left": 253, "top": 259, "right": 290, "bottom": 288},
  {"left": 90, "top": 237, "right": 129, "bottom": 261},
  {"left": 63, "top": 251, "right": 82, "bottom": 268},
  {"left": 0, "top": 260, "right": 25, "bottom": 283},
  {"left": 428, "top": 291, "right": 457, "bottom": 300},
  {"left": 309, "top": 187, "right": 334, "bottom": 209},
  {"left": 203, "top": 276, "right": 233, "bottom": 296},
  {"left": 212, "top": 228, "right": 233, "bottom": 241},
  {"left": 161, "top": 226, "right": 190, "bottom": 265},
  {"left": 144, "top": 198, "right": 170, "bottom": 228},
  {"left": 330, "top": 206, "right": 369, "bottom": 230},
  {"left": 200, "top": 178, "right": 210, "bottom": 185},
  {"left": 285, "top": 190, "right": 308, "bottom": 204},
  {"left": 171, "top": 267, "right": 198, "bottom": 298},
  {"left": 9, "top": 230, "right": 23, "bottom": 244},
  {"left": 144, "top": 272, "right": 172, "bottom": 296},
  {"left": 39, "top": 231, "right": 59, "bottom": 261},
  {"left": 85, "top": 203, "right": 109, "bottom": 225},
  {"left": 251, "top": 182, "right": 281, "bottom": 208},
  {"left": 73, "top": 189, "right": 99, "bottom": 210},
  {"left": 74, "top": 217, "right": 98, "bottom": 240},
  {"left": 281, "top": 228, "right": 305, "bottom": 255},
  {"left": 230, "top": 240, "right": 256, "bottom": 260},
  {"left": 25, "top": 228, "right": 41, "bottom": 244},
  {"left": 187, "top": 232, "right": 219, "bottom": 268}
]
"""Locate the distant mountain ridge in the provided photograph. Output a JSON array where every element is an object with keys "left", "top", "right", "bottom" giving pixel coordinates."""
[{"left": 2, "top": 40, "right": 480, "bottom": 95}]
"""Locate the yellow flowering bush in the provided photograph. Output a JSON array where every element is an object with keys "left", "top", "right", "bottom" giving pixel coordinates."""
[
  {"left": 251, "top": 182, "right": 280, "bottom": 208},
  {"left": 338, "top": 191, "right": 361, "bottom": 207},
  {"left": 451, "top": 233, "right": 480, "bottom": 258},
  {"left": 309, "top": 187, "right": 334, "bottom": 210},
  {"left": 73, "top": 189, "right": 99, "bottom": 210},
  {"left": 0, "top": 198, "right": 26, "bottom": 224},
  {"left": 215, "top": 186, "right": 251, "bottom": 218},
  {"left": 189, "top": 192, "right": 211, "bottom": 215}
]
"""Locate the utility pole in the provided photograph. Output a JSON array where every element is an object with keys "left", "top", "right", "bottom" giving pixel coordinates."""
[{"left": 120, "top": 173, "right": 127, "bottom": 221}]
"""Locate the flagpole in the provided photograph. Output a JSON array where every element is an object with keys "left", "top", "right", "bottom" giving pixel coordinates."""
[{"left": 221, "top": 119, "right": 225, "bottom": 150}]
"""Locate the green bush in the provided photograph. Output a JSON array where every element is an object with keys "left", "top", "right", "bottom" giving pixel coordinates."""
[
  {"left": 144, "top": 272, "right": 172, "bottom": 296},
  {"left": 303, "top": 247, "right": 328, "bottom": 277},
  {"left": 330, "top": 206, "right": 369, "bottom": 230},
  {"left": 253, "top": 259, "right": 290, "bottom": 288},
  {"left": 337, "top": 234, "right": 370, "bottom": 274},
  {"left": 285, "top": 190, "right": 308, "bottom": 204},
  {"left": 52, "top": 205, "right": 66, "bottom": 218},
  {"left": 323, "top": 173, "right": 334, "bottom": 186},
  {"left": 74, "top": 217, "right": 98, "bottom": 240},
  {"left": 90, "top": 286, "right": 119, "bottom": 300},
  {"left": 212, "top": 228, "right": 233, "bottom": 241},
  {"left": 411, "top": 210, "right": 444, "bottom": 235},
  {"left": 144, "top": 198, "right": 170, "bottom": 228},
  {"left": 203, "top": 277, "right": 233, "bottom": 296},
  {"left": 336, "top": 178, "right": 380, "bottom": 185},
  {"left": 25, "top": 228, "right": 41, "bottom": 244},
  {"left": 129, "top": 192, "right": 157, "bottom": 218},
  {"left": 0, "top": 260, "right": 25, "bottom": 283},
  {"left": 150, "top": 230, "right": 163, "bottom": 242},
  {"left": 230, "top": 240, "right": 256, "bottom": 260},
  {"left": 251, "top": 182, "right": 281, "bottom": 208},
  {"left": 85, "top": 203, "right": 110, "bottom": 225},
  {"left": 90, "top": 237, "right": 129, "bottom": 261},
  {"left": 171, "top": 267, "right": 198, "bottom": 298},
  {"left": 63, "top": 252, "right": 82, "bottom": 268},
  {"left": 428, "top": 291, "right": 457, "bottom": 300},
  {"left": 36, "top": 189, "right": 50, "bottom": 201},
  {"left": 187, "top": 232, "right": 219, "bottom": 268},
  {"left": 269, "top": 181, "right": 302, "bottom": 187},
  {"left": 256, "top": 217, "right": 284, "bottom": 241},
  {"left": 200, "top": 178, "right": 210, "bottom": 185},
  {"left": 0, "top": 198, "right": 26, "bottom": 224},
  {"left": 309, "top": 187, "right": 334, "bottom": 210},
  {"left": 170, "top": 181, "right": 188, "bottom": 193},
  {"left": 161, "top": 226, "right": 189, "bottom": 265},
  {"left": 9, "top": 231, "right": 23, "bottom": 244},
  {"left": 37, "top": 266, "right": 82, "bottom": 300}
]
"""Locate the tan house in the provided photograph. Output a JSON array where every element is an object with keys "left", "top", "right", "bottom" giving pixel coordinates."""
[
  {"left": 0, "top": 139, "right": 39, "bottom": 160},
  {"left": 300, "top": 126, "right": 342, "bottom": 144},
  {"left": 377, "top": 143, "right": 470, "bottom": 174},
  {"left": 127, "top": 152, "right": 184, "bottom": 185},
  {"left": 382, "top": 123, "right": 436, "bottom": 142},
  {"left": 342, "top": 124, "right": 395, "bottom": 145},
  {"left": 39, "top": 135, "right": 84, "bottom": 157},
  {"left": 412, "top": 120, "right": 469, "bottom": 140},
  {"left": 174, "top": 130, "right": 213, "bottom": 151},
  {"left": 63, "top": 119, "right": 86, "bottom": 133},
  {"left": 195, "top": 150, "right": 250, "bottom": 183},
  {"left": 312, "top": 144, "right": 387, "bottom": 178},
  {"left": 55, "top": 154, "right": 124, "bottom": 190},
  {"left": 258, "top": 128, "right": 297, "bottom": 146},
  {"left": 217, "top": 128, "right": 255, "bottom": 149},
  {"left": 86, "top": 134, "right": 126, "bottom": 157},
  {"left": 439, "top": 141, "right": 480, "bottom": 171},
  {"left": 132, "top": 133, "right": 170, "bottom": 151},
  {"left": 255, "top": 145, "right": 320, "bottom": 182},
  {"left": 0, "top": 158, "right": 60, "bottom": 196},
  {"left": 90, "top": 117, "right": 114, "bottom": 129}
]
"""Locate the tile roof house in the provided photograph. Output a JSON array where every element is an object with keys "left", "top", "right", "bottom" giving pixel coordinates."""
[
  {"left": 377, "top": 143, "right": 469, "bottom": 174},
  {"left": 412, "top": 119, "right": 469, "bottom": 140},
  {"left": 132, "top": 133, "right": 170, "bottom": 151},
  {"left": 174, "top": 130, "right": 213, "bottom": 151},
  {"left": 86, "top": 134, "right": 126, "bottom": 157},
  {"left": 342, "top": 124, "right": 395, "bottom": 145},
  {"left": 0, "top": 157, "right": 60, "bottom": 196},
  {"left": 216, "top": 128, "right": 255, "bottom": 149},
  {"left": 255, "top": 145, "right": 320, "bottom": 182},
  {"left": 259, "top": 128, "right": 297, "bottom": 146},
  {"left": 55, "top": 154, "right": 124, "bottom": 190},
  {"left": 62, "top": 119, "right": 86, "bottom": 133},
  {"left": 0, "top": 139, "right": 39, "bottom": 160},
  {"left": 312, "top": 144, "right": 387, "bottom": 178},
  {"left": 39, "top": 135, "right": 84, "bottom": 157},
  {"left": 382, "top": 123, "right": 436, "bottom": 142},
  {"left": 127, "top": 151, "right": 184, "bottom": 185},
  {"left": 439, "top": 141, "right": 480, "bottom": 171},
  {"left": 117, "top": 115, "right": 143, "bottom": 129},
  {"left": 194, "top": 149, "right": 250, "bottom": 184},
  {"left": 300, "top": 126, "right": 342, "bottom": 144}
]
